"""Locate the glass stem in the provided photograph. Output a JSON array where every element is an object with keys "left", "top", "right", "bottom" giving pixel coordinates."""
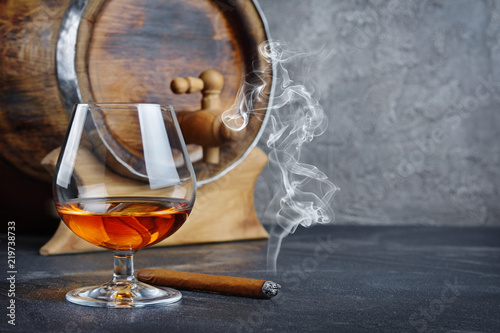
[{"left": 113, "top": 252, "right": 137, "bottom": 284}]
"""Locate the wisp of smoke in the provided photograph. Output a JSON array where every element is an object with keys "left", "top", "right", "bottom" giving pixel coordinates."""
[{"left": 222, "top": 41, "right": 340, "bottom": 272}]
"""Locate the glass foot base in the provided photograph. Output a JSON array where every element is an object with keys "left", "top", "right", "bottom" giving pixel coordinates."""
[{"left": 66, "top": 281, "right": 182, "bottom": 308}]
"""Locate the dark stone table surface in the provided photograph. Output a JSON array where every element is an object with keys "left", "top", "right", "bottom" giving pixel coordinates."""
[{"left": 1, "top": 225, "right": 499, "bottom": 333}]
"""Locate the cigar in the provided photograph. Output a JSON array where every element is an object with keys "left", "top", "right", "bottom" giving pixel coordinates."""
[{"left": 137, "top": 269, "right": 281, "bottom": 299}]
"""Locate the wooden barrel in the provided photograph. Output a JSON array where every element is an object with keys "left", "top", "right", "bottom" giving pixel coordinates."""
[{"left": 0, "top": 0, "right": 272, "bottom": 185}]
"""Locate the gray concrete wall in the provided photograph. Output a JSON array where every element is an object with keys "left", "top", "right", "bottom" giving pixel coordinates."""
[{"left": 254, "top": 0, "right": 500, "bottom": 226}]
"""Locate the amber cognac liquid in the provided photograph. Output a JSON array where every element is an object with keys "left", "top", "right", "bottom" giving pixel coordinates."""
[{"left": 56, "top": 197, "right": 192, "bottom": 251}]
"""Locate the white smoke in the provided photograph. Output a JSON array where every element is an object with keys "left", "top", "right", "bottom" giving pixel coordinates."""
[{"left": 223, "top": 41, "right": 340, "bottom": 271}]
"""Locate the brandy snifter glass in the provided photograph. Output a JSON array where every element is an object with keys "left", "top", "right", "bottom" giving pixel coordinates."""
[{"left": 53, "top": 103, "right": 196, "bottom": 308}]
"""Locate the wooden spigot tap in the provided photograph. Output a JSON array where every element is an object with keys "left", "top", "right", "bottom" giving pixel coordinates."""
[{"left": 171, "top": 69, "right": 245, "bottom": 164}]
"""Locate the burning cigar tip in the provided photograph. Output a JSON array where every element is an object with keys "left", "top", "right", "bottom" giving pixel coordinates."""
[{"left": 261, "top": 281, "right": 281, "bottom": 298}]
